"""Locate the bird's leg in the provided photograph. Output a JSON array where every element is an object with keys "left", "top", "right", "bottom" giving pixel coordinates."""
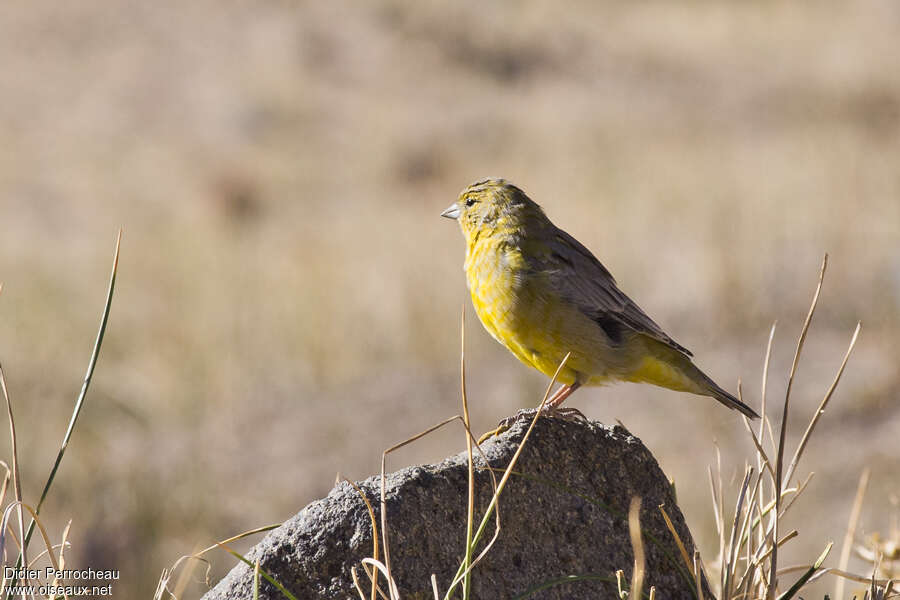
[
  {"left": 480, "top": 382, "right": 587, "bottom": 442},
  {"left": 538, "top": 382, "right": 588, "bottom": 421},
  {"left": 542, "top": 382, "right": 587, "bottom": 422},
  {"left": 544, "top": 384, "right": 572, "bottom": 408},
  {"left": 545, "top": 382, "right": 581, "bottom": 408}
]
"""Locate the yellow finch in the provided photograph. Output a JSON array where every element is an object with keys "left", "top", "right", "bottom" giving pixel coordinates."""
[{"left": 442, "top": 178, "right": 758, "bottom": 419}]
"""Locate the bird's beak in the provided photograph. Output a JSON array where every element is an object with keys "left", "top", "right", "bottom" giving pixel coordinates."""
[{"left": 440, "top": 203, "right": 460, "bottom": 219}]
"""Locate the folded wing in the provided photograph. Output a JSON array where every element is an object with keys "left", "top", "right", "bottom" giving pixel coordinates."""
[{"left": 538, "top": 228, "right": 693, "bottom": 357}]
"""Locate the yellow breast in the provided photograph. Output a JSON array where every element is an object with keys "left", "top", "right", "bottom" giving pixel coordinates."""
[
  {"left": 464, "top": 238, "right": 526, "bottom": 349},
  {"left": 464, "top": 236, "right": 592, "bottom": 385}
]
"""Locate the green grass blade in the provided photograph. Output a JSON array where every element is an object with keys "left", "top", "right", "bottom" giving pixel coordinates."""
[
  {"left": 253, "top": 559, "right": 261, "bottom": 600},
  {"left": 221, "top": 544, "right": 299, "bottom": 600},
  {"left": 7, "top": 231, "right": 121, "bottom": 598},
  {"left": 775, "top": 541, "right": 832, "bottom": 600},
  {"left": 34, "top": 231, "right": 121, "bottom": 520}
]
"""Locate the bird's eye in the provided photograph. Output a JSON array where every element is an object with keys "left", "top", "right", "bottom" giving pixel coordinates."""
[{"left": 465, "top": 198, "right": 476, "bottom": 207}]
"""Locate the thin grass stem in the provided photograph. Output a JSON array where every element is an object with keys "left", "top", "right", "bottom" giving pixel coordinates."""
[
  {"left": 9, "top": 231, "right": 121, "bottom": 594},
  {"left": 380, "top": 415, "right": 459, "bottom": 598},
  {"left": 770, "top": 253, "right": 827, "bottom": 597},
  {"left": 783, "top": 322, "right": 860, "bottom": 489},
  {"left": 0, "top": 365, "right": 26, "bottom": 591},
  {"left": 629, "top": 496, "right": 646, "bottom": 600},
  {"left": 443, "top": 354, "right": 571, "bottom": 599},
  {"left": 460, "top": 306, "right": 475, "bottom": 599},
  {"left": 724, "top": 467, "right": 754, "bottom": 599},
  {"left": 217, "top": 540, "right": 300, "bottom": 600},
  {"left": 344, "top": 478, "right": 380, "bottom": 600},
  {"left": 835, "top": 467, "right": 870, "bottom": 600}
]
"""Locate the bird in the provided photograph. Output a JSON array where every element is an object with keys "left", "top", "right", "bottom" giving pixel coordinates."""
[{"left": 441, "top": 178, "right": 759, "bottom": 420}]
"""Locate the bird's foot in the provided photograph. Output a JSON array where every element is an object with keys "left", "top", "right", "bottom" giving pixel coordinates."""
[
  {"left": 546, "top": 406, "right": 589, "bottom": 422},
  {"left": 479, "top": 405, "right": 589, "bottom": 442},
  {"left": 478, "top": 408, "right": 540, "bottom": 443},
  {"left": 477, "top": 425, "right": 508, "bottom": 444}
]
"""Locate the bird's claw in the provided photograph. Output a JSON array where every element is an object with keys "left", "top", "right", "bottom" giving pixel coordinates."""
[
  {"left": 485, "top": 405, "right": 588, "bottom": 440},
  {"left": 547, "top": 406, "right": 589, "bottom": 422},
  {"left": 477, "top": 424, "right": 509, "bottom": 444}
]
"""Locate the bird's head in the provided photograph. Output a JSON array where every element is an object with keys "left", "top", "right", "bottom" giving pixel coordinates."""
[{"left": 441, "top": 178, "right": 545, "bottom": 241}]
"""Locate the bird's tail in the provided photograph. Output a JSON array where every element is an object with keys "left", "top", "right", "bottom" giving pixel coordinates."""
[
  {"left": 703, "top": 380, "right": 760, "bottom": 420},
  {"left": 628, "top": 341, "right": 760, "bottom": 420}
]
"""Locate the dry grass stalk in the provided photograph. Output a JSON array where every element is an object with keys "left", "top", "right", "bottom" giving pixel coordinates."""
[
  {"left": 0, "top": 365, "right": 26, "bottom": 591},
  {"left": 441, "top": 353, "right": 572, "bottom": 598},
  {"left": 628, "top": 496, "right": 645, "bottom": 600},
  {"left": 659, "top": 504, "right": 694, "bottom": 578},
  {"left": 460, "top": 307, "right": 476, "bottom": 599},
  {"left": 344, "top": 478, "right": 381, "bottom": 600},
  {"left": 769, "top": 253, "right": 828, "bottom": 597},
  {"left": 695, "top": 254, "right": 884, "bottom": 600},
  {"left": 835, "top": 468, "right": 871, "bottom": 600}
]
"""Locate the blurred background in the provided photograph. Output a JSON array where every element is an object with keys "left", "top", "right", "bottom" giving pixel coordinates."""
[{"left": 0, "top": 1, "right": 898, "bottom": 597}]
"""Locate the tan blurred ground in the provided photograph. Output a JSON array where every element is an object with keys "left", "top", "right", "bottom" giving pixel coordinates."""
[{"left": 0, "top": 1, "right": 898, "bottom": 597}]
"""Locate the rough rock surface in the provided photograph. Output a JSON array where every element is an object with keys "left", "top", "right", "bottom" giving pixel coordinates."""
[{"left": 203, "top": 413, "right": 704, "bottom": 599}]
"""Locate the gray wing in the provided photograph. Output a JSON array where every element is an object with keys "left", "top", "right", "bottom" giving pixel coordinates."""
[{"left": 536, "top": 228, "right": 693, "bottom": 357}]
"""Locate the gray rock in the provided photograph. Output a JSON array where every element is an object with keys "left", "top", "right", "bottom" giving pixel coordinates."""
[{"left": 203, "top": 413, "right": 705, "bottom": 599}]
